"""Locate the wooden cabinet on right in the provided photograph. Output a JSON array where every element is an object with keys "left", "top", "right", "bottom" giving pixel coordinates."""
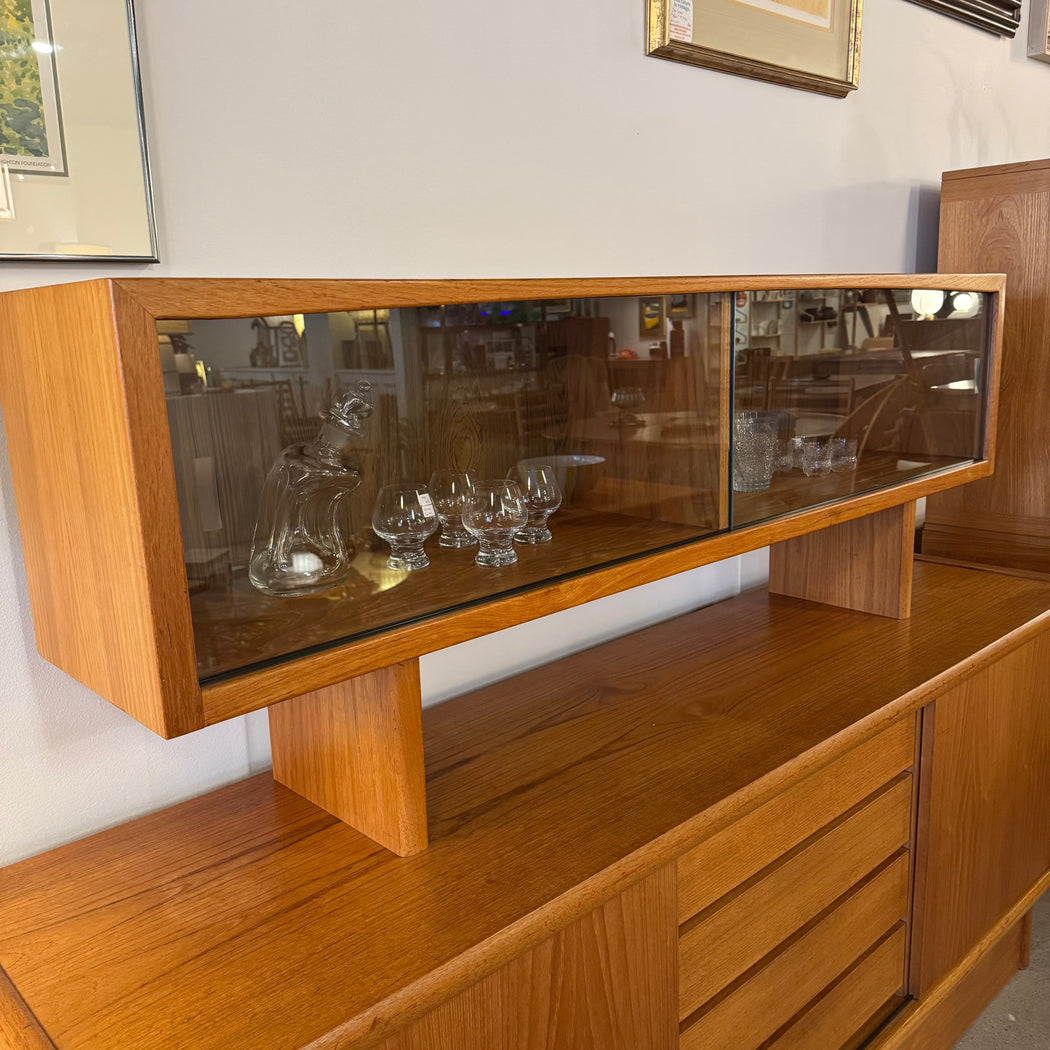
[
  {"left": 911, "top": 626, "right": 1050, "bottom": 994},
  {"left": 924, "top": 159, "right": 1050, "bottom": 571}
]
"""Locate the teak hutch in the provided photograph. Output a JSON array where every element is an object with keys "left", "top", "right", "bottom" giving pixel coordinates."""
[
  {"left": 924, "top": 158, "right": 1050, "bottom": 574},
  {"left": 0, "top": 275, "right": 1047, "bottom": 1050}
]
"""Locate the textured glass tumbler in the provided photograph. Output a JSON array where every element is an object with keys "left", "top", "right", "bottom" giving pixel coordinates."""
[
  {"left": 462, "top": 480, "right": 528, "bottom": 567},
  {"left": 802, "top": 439, "right": 833, "bottom": 477},
  {"left": 508, "top": 463, "right": 562, "bottom": 544},
  {"left": 732, "top": 415, "right": 778, "bottom": 492},
  {"left": 428, "top": 470, "right": 477, "bottom": 548},
  {"left": 830, "top": 437, "right": 859, "bottom": 473},
  {"left": 371, "top": 484, "right": 439, "bottom": 570}
]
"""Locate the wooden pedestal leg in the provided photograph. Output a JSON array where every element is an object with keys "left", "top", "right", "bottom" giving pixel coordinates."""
[
  {"left": 268, "top": 659, "right": 428, "bottom": 856},
  {"left": 768, "top": 502, "right": 916, "bottom": 618}
]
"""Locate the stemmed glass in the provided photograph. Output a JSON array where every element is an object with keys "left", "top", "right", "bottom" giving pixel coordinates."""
[
  {"left": 428, "top": 470, "right": 477, "bottom": 548},
  {"left": 371, "top": 484, "right": 439, "bottom": 570},
  {"left": 507, "top": 463, "right": 562, "bottom": 544},
  {"left": 461, "top": 480, "right": 528, "bottom": 567},
  {"left": 609, "top": 386, "right": 645, "bottom": 427}
]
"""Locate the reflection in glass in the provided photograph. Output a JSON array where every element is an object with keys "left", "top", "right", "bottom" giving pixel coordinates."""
[
  {"left": 160, "top": 285, "right": 990, "bottom": 683},
  {"left": 731, "top": 287, "right": 990, "bottom": 527}
]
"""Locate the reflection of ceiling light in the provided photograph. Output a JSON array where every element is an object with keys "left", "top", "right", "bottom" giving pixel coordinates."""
[
  {"left": 910, "top": 289, "right": 945, "bottom": 319},
  {"left": 951, "top": 291, "right": 980, "bottom": 317},
  {"left": 31, "top": 41, "right": 53, "bottom": 53},
  {"left": 293, "top": 314, "right": 305, "bottom": 337}
]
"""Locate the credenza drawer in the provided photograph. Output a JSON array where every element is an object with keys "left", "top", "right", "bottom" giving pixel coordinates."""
[
  {"left": 765, "top": 924, "right": 906, "bottom": 1050},
  {"left": 679, "top": 773, "right": 912, "bottom": 1016},
  {"left": 679, "top": 851, "right": 909, "bottom": 1050},
  {"left": 677, "top": 718, "right": 914, "bottom": 924}
]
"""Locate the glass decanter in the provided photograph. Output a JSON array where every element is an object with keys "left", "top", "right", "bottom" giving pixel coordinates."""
[{"left": 248, "top": 382, "right": 372, "bottom": 596}]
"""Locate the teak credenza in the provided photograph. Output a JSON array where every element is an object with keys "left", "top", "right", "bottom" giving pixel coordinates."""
[{"left": 0, "top": 560, "right": 1048, "bottom": 1049}]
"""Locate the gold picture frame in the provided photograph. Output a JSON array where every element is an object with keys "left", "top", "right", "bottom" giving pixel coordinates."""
[{"left": 646, "top": 0, "right": 862, "bottom": 98}]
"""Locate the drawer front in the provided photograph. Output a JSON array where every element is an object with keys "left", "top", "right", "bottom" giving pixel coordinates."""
[
  {"left": 678, "top": 718, "right": 914, "bottom": 924},
  {"left": 679, "top": 851, "right": 909, "bottom": 1050},
  {"left": 679, "top": 774, "right": 912, "bottom": 1016},
  {"left": 765, "top": 924, "right": 906, "bottom": 1050}
]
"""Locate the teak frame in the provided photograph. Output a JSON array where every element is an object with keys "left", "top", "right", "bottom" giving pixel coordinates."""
[{"left": 0, "top": 275, "right": 1005, "bottom": 855}]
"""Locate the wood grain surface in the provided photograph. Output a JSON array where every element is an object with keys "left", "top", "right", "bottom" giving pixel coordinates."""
[
  {"left": 379, "top": 865, "right": 677, "bottom": 1050},
  {"left": 925, "top": 160, "right": 1050, "bottom": 571},
  {"left": 0, "top": 280, "right": 202, "bottom": 737},
  {"left": 679, "top": 852, "right": 909, "bottom": 1047},
  {"left": 110, "top": 274, "right": 1007, "bottom": 320},
  {"left": 0, "top": 563, "right": 1047, "bottom": 1049},
  {"left": 269, "top": 660, "right": 428, "bottom": 856},
  {"left": 0, "top": 967, "right": 54, "bottom": 1050},
  {"left": 870, "top": 915, "right": 1028, "bottom": 1050},
  {"left": 765, "top": 924, "right": 906, "bottom": 1050},
  {"left": 678, "top": 775, "right": 911, "bottom": 1013},
  {"left": 769, "top": 502, "right": 916, "bottom": 618},
  {"left": 676, "top": 722, "right": 914, "bottom": 923},
  {"left": 909, "top": 627, "right": 1050, "bottom": 992}
]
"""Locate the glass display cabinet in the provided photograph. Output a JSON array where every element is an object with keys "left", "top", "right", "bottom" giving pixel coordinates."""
[{"left": 0, "top": 275, "right": 1003, "bottom": 854}]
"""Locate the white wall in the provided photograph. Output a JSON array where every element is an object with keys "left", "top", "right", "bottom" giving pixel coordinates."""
[{"left": 2, "top": 0, "right": 1049, "bottom": 866}]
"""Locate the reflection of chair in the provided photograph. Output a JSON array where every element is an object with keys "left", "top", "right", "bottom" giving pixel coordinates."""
[
  {"left": 917, "top": 351, "right": 976, "bottom": 388},
  {"left": 915, "top": 352, "right": 982, "bottom": 457},
  {"left": 738, "top": 349, "right": 792, "bottom": 410},
  {"left": 835, "top": 376, "right": 915, "bottom": 456}
]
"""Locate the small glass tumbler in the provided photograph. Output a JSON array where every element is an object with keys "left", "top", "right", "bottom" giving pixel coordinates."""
[
  {"left": 462, "top": 480, "right": 528, "bottom": 567},
  {"left": 428, "top": 470, "right": 477, "bottom": 547},
  {"left": 733, "top": 413, "right": 778, "bottom": 492},
  {"left": 507, "top": 463, "right": 562, "bottom": 544},
  {"left": 830, "top": 437, "right": 859, "bottom": 473},
  {"left": 801, "top": 439, "right": 834, "bottom": 477},
  {"left": 371, "top": 484, "right": 439, "bottom": 570}
]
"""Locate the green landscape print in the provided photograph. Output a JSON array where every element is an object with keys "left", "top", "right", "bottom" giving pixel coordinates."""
[{"left": 0, "top": 0, "right": 61, "bottom": 169}]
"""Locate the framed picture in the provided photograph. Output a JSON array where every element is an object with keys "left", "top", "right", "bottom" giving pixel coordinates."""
[
  {"left": 907, "top": 0, "right": 1019, "bottom": 36},
  {"left": 639, "top": 296, "right": 666, "bottom": 337},
  {"left": 646, "top": 0, "right": 862, "bottom": 97},
  {"left": 668, "top": 292, "right": 695, "bottom": 318},
  {"left": 1, "top": 0, "right": 66, "bottom": 174},
  {"left": 1029, "top": 0, "right": 1050, "bottom": 55},
  {"left": 0, "top": 0, "right": 157, "bottom": 260}
]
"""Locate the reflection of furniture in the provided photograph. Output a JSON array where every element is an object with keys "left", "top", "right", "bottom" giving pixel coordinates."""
[
  {"left": 0, "top": 562, "right": 1047, "bottom": 1050},
  {"left": 250, "top": 315, "right": 307, "bottom": 368},
  {"left": 0, "top": 276, "right": 1001, "bottom": 862},
  {"left": 923, "top": 159, "right": 1050, "bottom": 572},
  {"left": 167, "top": 389, "right": 283, "bottom": 568},
  {"left": 242, "top": 377, "right": 315, "bottom": 445}
]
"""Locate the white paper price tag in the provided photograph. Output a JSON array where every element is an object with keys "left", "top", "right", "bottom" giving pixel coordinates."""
[{"left": 669, "top": 0, "right": 693, "bottom": 41}]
